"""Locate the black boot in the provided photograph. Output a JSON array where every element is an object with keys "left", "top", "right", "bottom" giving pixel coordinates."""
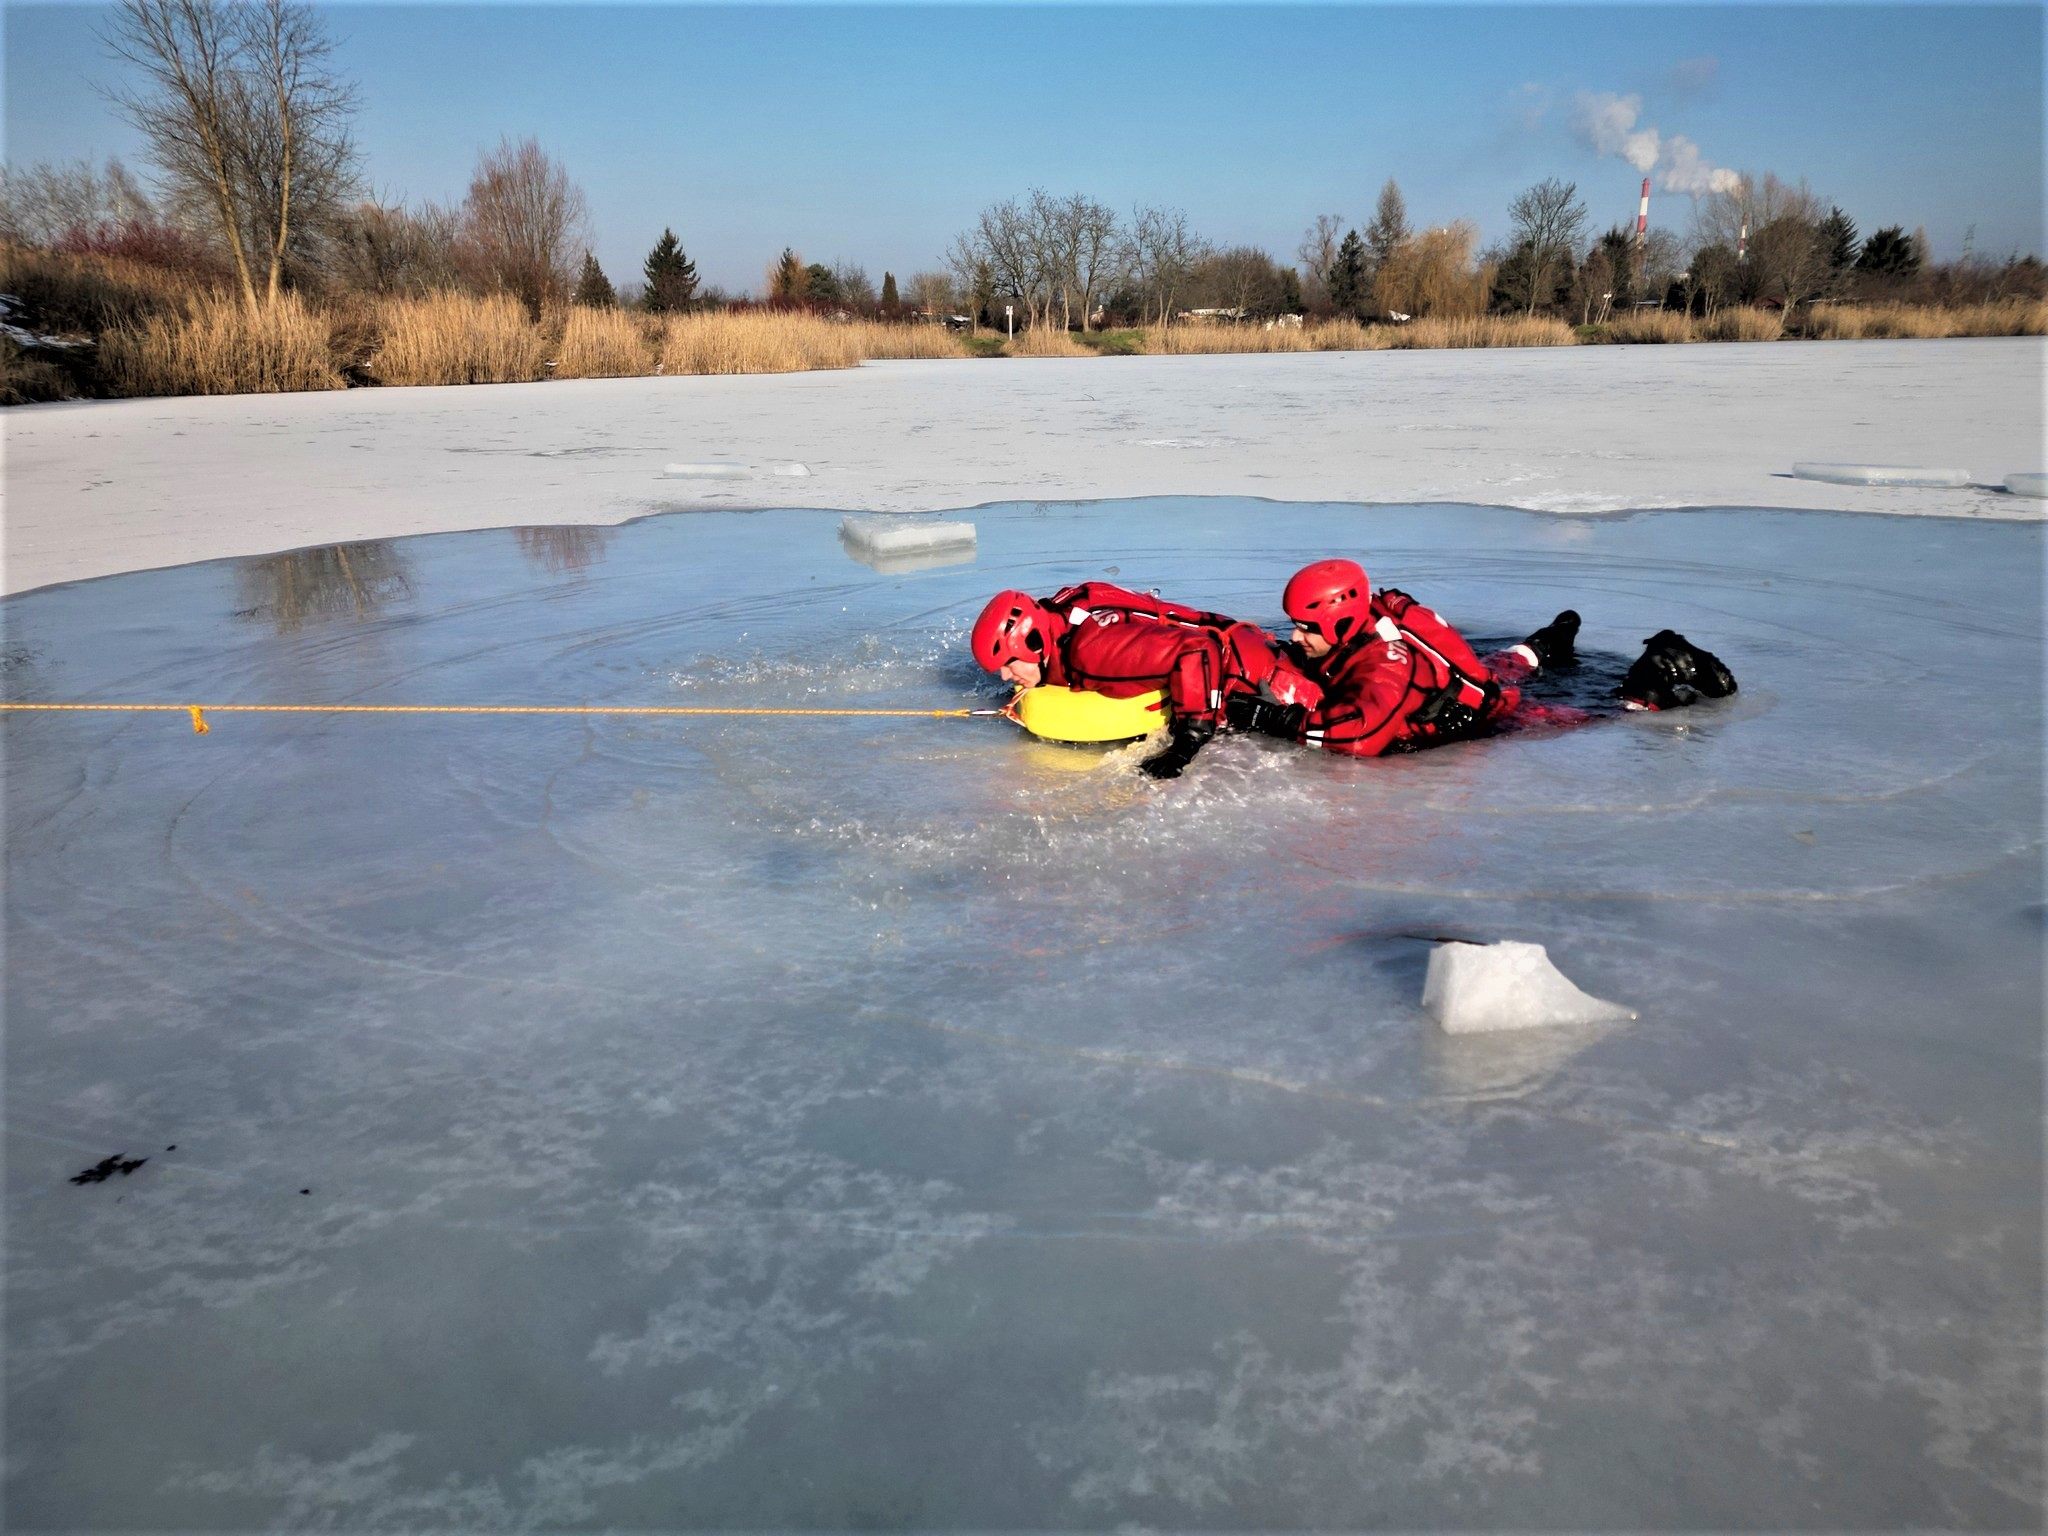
[
  {"left": 1520, "top": 609, "right": 1580, "bottom": 669},
  {"left": 1621, "top": 630, "right": 1738, "bottom": 710}
]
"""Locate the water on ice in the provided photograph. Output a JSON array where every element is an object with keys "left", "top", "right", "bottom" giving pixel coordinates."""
[{"left": 3, "top": 498, "right": 2040, "bottom": 1529}]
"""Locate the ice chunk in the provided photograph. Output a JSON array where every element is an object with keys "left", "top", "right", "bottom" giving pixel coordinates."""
[
  {"left": 2003, "top": 471, "right": 2046, "bottom": 498},
  {"left": 838, "top": 515, "right": 976, "bottom": 556},
  {"left": 838, "top": 516, "right": 977, "bottom": 574},
  {"left": 1422, "top": 940, "right": 1636, "bottom": 1034},
  {"left": 1791, "top": 462, "right": 1969, "bottom": 488},
  {"left": 663, "top": 462, "right": 748, "bottom": 478},
  {"left": 773, "top": 463, "right": 813, "bottom": 477}
]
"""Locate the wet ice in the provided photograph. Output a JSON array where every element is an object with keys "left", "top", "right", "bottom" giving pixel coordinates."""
[{"left": 3, "top": 498, "right": 2040, "bottom": 1529}]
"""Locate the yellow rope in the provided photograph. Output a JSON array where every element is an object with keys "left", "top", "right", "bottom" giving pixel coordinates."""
[{"left": 1, "top": 701, "right": 986, "bottom": 735}]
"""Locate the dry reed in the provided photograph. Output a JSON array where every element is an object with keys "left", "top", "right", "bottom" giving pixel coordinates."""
[
  {"left": 368, "top": 292, "right": 546, "bottom": 386},
  {"left": 1599, "top": 310, "right": 1697, "bottom": 344},
  {"left": 660, "top": 310, "right": 863, "bottom": 374},
  {"left": 1007, "top": 326, "right": 1093, "bottom": 358},
  {"left": 843, "top": 321, "right": 970, "bottom": 360},
  {"left": 1804, "top": 299, "right": 2048, "bottom": 340},
  {"left": 553, "top": 305, "right": 656, "bottom": 378},
  {"left": 101, "top": 292, "right": 343, "bottom": 396},
  {"left": 1696, "top": 307, "right": 1783, "bottom": 343}
]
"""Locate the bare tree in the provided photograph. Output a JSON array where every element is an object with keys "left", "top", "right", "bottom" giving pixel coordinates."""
[
  {"left": 1503, "top": 177, "right": 1588, "bottom": 314},
  {"left": 332, "top": 197, "right": 458, "bottom": 295},
  {"left": 1129, "top": 204, "right": 1205, "bottom": 326},
  {"left": 1193, "top": 246, "right": 1288, "bottom": 319},
  {"left": 1296, "top": 212, "right": 1344, "bottom": 312},
  {"left": 0, "top": 158, "right": 155, "bottom": 245},
  {"left": 103, "top": 0, "right": 358, "bottom": 308},
  {"left": 905, "top": 270, "right": 956, "bottom": 318},
  {"left": 454, "top": 136, "right": 588, "bottom": 319},
  {"left": 1056, "top": 193, "right": 1123, "bottom": 330},
  {"left": 1694, "top": 171, "right": 1830, "bottom": 315}
]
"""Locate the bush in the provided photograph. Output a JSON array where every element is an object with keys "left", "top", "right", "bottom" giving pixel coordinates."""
[
  {"left": 0, "top": 334, "right": 81, "bottom": 404},
  {"left": 101, "top": 293, "right": 344, "bottom": 396},
  {"left": 0, "top": 240, "right": 188, "bottom": 336}
]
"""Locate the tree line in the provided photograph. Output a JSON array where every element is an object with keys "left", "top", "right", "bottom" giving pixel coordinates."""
[{"left": 3, "top": 0, "right": 2040, "bottom": 332}]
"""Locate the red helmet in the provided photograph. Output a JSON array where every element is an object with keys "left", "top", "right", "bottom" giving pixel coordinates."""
[
  {"left": 971, "top": 589, "right": 1051, "bottom": 673},
  {"left": 1283, "top": 559, "right": 1371, "bottom": 647}
]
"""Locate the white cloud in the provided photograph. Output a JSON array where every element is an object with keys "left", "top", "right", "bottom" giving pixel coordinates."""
[
  {"left": 1570, "top": 92, "right": 1661, "bottom": 173},
  {"left": 1657, "top": 136, "right": 1742, "bottom": 196},
  {"left": 1570, "top": 88, "right": 1739, "bottom": 197}
]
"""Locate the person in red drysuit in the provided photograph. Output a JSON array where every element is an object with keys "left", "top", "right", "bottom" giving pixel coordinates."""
[
  {"left": 1226, "top": 559, "right": 1735, "bottom": 757},
  {"left": 969, "top": 582, "right": 1313, "bottom": 779}
]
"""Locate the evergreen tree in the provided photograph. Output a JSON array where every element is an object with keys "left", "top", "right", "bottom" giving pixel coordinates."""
[
  {"left": 769, "top": 247, "right": 807, "bottom": 302},
  {"left": 1279, "top": 266, "right": 1303, "bottom": 314},
  {"left": 805, "top": 262, "right": 840, "bottom": 303},
  {"left": 573, "top": 251, "right": 616, "bottom": 308},
  {"left": 642, "top": 228, "right": 699, "bottom": 312},
  {"left": 1329, "top": 230, "right": 1368, "bottom": 319},
  {"left": 1364, "top": 179, "right": 1411, "bottom": 272},
  {"left": 1819, "top": 206, "right": 1860, "bottom": 275},
  {"left": 1856, "top": 225, "right": 1920, "bottom": 279},
  {"left": 880, "top": 270, "right": 899, "bottom": 308}
]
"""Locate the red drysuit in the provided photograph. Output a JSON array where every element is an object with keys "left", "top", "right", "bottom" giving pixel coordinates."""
[
  {"left": 1038, "top": 582, "right": 1318, "bottom": 715},
  {"left": 1296, "top": 589, "right": 1528, "bottom": 756}
]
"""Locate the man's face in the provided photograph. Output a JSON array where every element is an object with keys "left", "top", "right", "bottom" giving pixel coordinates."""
[
  {"left": 1000, "top": 657, "right": 1043, "bottom": 688},
  {"left": 1292, "top": 622, "right": 1333, "bottom": 660}
]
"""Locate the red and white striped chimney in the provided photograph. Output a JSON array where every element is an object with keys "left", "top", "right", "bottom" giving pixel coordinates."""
[{"left": 1635, "top": 178, "right": 1651, "bottom": 278}]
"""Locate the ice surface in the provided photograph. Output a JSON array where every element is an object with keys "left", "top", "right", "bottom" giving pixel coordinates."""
[
  {"left": 4, "top": 499, "right": 2040, "bottom": 1530},
  {"left": 1791, "top": 461, "right": 1971, "bottom": 487},
  {"left": 1423, "top": 940, "right": 1635, "bottom": 1033},
  {"left": 2006, "top": 471, "right": 2047, "bottom": 497},
  {"left": 662, "top": 460, "right": 747, "bottom": 477}
]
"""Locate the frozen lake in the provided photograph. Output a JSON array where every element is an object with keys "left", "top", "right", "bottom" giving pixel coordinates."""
[{"left": 4, "top": 497, "right": 2041, "bottom": 1528}]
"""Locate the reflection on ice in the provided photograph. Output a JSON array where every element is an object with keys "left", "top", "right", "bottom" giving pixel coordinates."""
[{"left": 3, "top": 499, "right": 2040, "bottom": 1530}]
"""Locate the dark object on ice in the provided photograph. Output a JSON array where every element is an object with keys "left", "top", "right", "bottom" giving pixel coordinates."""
[
  {"left": 300, "top": 1188, "right": 312, "bottom": 1195},
  {"left": 1522, "top": 609, "right": 1581, "bottom": 669},
  {"left": 1622, "top": 630, "right": 1738, "bottom": 710},
  {"left": 1140, "top": 719, "right": 1214, "bottom": 780},
  {"left": 1225, "top": 694, "right": 1306, "bottom": 739},
  {"left": 69, "top": 1154, "right": 148, "bottom": 1185}
]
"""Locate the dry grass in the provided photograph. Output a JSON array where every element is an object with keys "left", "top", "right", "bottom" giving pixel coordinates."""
[
  {"left": 660, "top": 310, "right": 864, "bottom": 374},
  {"left": 101, "top": 292, "right": 344, "bottom": 396},
  {"left": 368, "top": 292, "right": 546, "bottom": 386},
  {"left": 553, "top": 304, "right": 656, "bottom": 379},
  {"left": 1698, "top": 307, "right": 1784, "bottom": 343},
  {"left": 1804, "top": 299, "right": 2048, "bottom": 339},
  {"left": 1599, "top": 310, "right": 1697, "bottom": 344},
  {"left": 1008, "top": 326, "right": 1093, "bottom": 358},
  {"left": 0, "top": 240, "right": 193, "bottom": 336},
  {"left": 1397, "top": 314, "right": 1575, "bottom": 349},
  {"left": 844, "top": 321, "right": 970, "bottom": 360}
]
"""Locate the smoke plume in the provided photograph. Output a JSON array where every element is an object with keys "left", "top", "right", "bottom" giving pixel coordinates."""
[{"left": 1570, "top": 90, "right": 1740, "bottom": 196}]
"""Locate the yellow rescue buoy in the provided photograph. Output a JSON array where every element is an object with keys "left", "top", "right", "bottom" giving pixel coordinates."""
[{"left": 1011, "top": 686, "right": 1165, "bottom": 744}]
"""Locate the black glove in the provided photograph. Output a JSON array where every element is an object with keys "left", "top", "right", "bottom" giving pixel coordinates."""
[
  {"left": 1407, "top": 680, "right": 1498, "bottom": 740},
  {"left": 1139, "top": 720, "right": 1214, "bottom": 780},
  {"left": 1225, "top": 694, "right": 1306, "bottom": 740}
]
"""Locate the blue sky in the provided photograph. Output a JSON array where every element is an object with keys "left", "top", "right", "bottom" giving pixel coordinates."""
[{"left": 7, "top": 4, "right": 2042, "bottom": 293}]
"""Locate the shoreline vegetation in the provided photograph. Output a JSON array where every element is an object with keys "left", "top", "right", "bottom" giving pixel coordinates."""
[{"left": 2, "top": 242, "right": 2042, "bottom": 404}]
